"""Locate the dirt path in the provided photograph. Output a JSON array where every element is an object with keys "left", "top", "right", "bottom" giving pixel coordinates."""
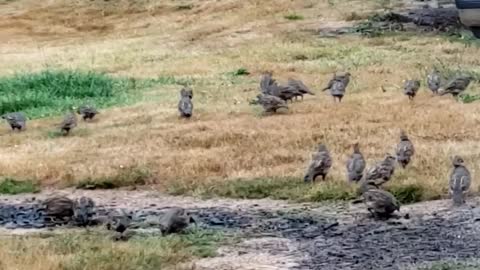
[{"left": 2, "top": 189, "right": 480, "bottom": 269}]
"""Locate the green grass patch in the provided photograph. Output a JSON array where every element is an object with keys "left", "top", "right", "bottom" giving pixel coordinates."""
[
  {"left": 284, "top": 13, "right": 304, "bottom": 21},
  {"left": 227, "top": 68, "right": 250, "bottom": 77},
  {"left": 386, "top": 183, "right": 424, "bottom": 204},
  {"left": 0, "top": 178, "right": 40, "bottom": 194},
  {"left": 0, "top": 69, "right": 141, "bottom": 118},
  {"left": 459, "top": 94, "right": 480, "bottom": 104},
  {"left": 1, "top": 229, "right": 223, "bottom": 270},
  {"left": 76, "top": 166, "right": 152, "bottom": 190},
  {"left": 168, "top": 177, "right": 357, "bottom": 202}
]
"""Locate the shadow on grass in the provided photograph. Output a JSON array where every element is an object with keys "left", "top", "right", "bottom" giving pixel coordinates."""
[{"left": 76, "top": 166, "right": 152, "bottom": 190}]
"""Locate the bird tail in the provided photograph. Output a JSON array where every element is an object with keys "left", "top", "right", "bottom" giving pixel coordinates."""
[
  {"left": 452, "top": 190, "right": 465, "bottom": 206},
  {"left": 351, "top": 197, "right": 364, "bottom": 204}
]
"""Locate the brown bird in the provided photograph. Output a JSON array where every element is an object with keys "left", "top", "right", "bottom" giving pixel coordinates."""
[
  {"left": 287, "top": 79, "right": 315, "bottom": 100},
  {"left": 178, "top": 87, "right": 194, "bottom": 118},
  {"left": 396, "top": 130, "right": 415, "bottom": 168},
  {"left": 363, "top": 188, "right": 400, "bottom": 219},
  {"left": 427, "top": 69, "right": 441, "bottom": 95},
  {"left": 255, "top": 94, "right": 288, "bottom": 113},
  {"left": 73, "top": 197, "right": 96, "bottom": 226},
  {"left": 403, "top": 80, "right": 420, "bottom": 100},
  {"left": 322, "top": 72, "right": 351, "bottom": 102},
  {"left": 158, "top": 207, "right": 196, "bottom": 235},
  {"left": 42, "top": 196, "right": 75, "bottom": 225},
  {"left": 356, "top": 179, "right": 380, "bottom": 196},
  {"left": 60, "top": 109, "right": 77, "bottom": 135},
  {"left": 449, "top": 155, "right": 471, "bottom": 206},
  {"left": 364, "top": 154, "right": 396, "bottom": 186},
  {"left": 304, "top": 144, "right": 333, "bottom": 182},
  {"left": 260, "top": 72, "right": 276, "bottom": 95},
  {"left": 77, "top": 105, "right": 98, "bottom": 121},
  {"left": 1, "top": 112, "right": 26, "bottom": 131},
  {"left": 346, "top": 143, "right": 366, "bottom": 182},
  {"left": 440, "top": 75, "right": 474, "bottom": 98}
]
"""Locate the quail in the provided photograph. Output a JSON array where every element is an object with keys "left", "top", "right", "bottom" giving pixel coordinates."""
[
  {"left": 304, "top": 143, "right": 332, "bottom": 182},
  {"left": 178, "top": 87, "right": 194, "bottom": 118},
  {"left": 396, "top": 130, "right": 415, "bottom": 168},
  {"left": 364, "top": 154, "right": 396, "bottom": 186},
  {"left": 346, "top": 143, "right": 366, "bottom": 182},
  {"left": 42, "top": 196, "right": 75, "bottom": 225},
  {"left": 73, "top": 197, "right": 95, "bottom": 226},
  {"left": 363, "top": 188, "right": 400, "bottom": 219},
  {"left": 1, "top": 112, "right": 26, "bottom": 131},
  {"left": 449, "top": 155, "right": 471, "bottom": 206},
  {"left": 159, "top": 207, "right": 196, "bottom": 235},
  {"left": 255, "top": 94, "right": 288, "bottom": 113},
  {"left": 260, "top": 72, "right": 277, "bottom": 95},
  {"left": 60, "top": 109, "right": 77, "bottom": 135},
  {"left": 357, "top": 179, "right": 380, "bottom": 196},
  {"left": 323, "top": 72, "right": 351, "bottom": 102},
  {"left": 77, "top": 105, "right": 98, "bottom": 121},
  {"left": 427, "top": 69, "right": 441, "bottom": 95},
  {"left": 287, "top": 79, "right": 315, "bottom": 100},
  {"left": 440, "top": 75, "right": 473, "bottom": 98},
  {"left": 403, "top": 80, "right": 420, "bottom": 100}
]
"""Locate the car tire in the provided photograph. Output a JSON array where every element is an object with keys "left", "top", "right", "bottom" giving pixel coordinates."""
[{"left": 471, "top": 27, "right": 480, "bottom": 38}]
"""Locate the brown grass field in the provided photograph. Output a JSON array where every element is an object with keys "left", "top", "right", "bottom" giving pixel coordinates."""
[{"left": 1, "top": 0, "right": 480, "bottom": 202}]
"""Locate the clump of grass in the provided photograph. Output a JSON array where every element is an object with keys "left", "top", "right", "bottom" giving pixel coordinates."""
[
  {"left": 386, "top": 184, "right": 424, "bottom": 204},
  {"left": 176, "top": 4, "right": 194, "bottom": 10},
  {"left": 168, "top": 177, "right": 358, "bottom": 202},
  {"left": 284, "top": 13, "right": 304, "bottom": 21},
  {"left": 459, "top": 94, "right": 480, "bottom": 104},
  {"left": 76, "top": 166, "right": 152, "bottom": 190},
  {"left": 0, "top": 229, "right": 223, "bottom": 270},
  {"left": 0, "top": 178, "right": 40, "bottom": 194},
  {"left": 0, "top": 69, "right": 137, "bottom": 118},
  {"left": 228, "top": 68, "right": 250, "bottom": 77}
]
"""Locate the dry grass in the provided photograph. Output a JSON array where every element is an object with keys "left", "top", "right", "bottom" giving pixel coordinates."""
[
  {"left": 0, "top": 229, "right": 222, "bottom": 270},
  {"left": 1, "top": 0, "right": 480, "bottom": 201}
]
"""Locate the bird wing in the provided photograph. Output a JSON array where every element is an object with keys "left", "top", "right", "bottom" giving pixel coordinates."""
[
  {"left": 322, "top": 79, "right": 334, "bottom": 91},
  {"left": 288, "top": 79, "right": 314, "bottom": 95}
]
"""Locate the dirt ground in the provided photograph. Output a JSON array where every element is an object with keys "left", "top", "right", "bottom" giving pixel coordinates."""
[{"left": 2, "top": 189, "right": 480, "bottom": 269}]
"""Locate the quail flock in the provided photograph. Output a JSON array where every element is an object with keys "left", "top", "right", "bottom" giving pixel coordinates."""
[{"left": 0, "top": 68, "right": 476, "bottom": 226}]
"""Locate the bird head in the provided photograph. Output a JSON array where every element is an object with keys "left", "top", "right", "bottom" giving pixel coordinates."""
[
  {"left": 317, "top": 143, "right": 328, "bottom": 152},
  {"left": 385, "top": 153, "right": 396, "bottom": 163},
  {"left": 399, "top": 130, "right": 409, "bottom": 141},
  {"left": 352, "top": 142, "right": 360, "bottom": 153},
  {"left": 452, "top": 155, "right": 465, "bottom": 167},
  {"left": 180, "top": 87, "right": 193, "bottom": 99}
]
